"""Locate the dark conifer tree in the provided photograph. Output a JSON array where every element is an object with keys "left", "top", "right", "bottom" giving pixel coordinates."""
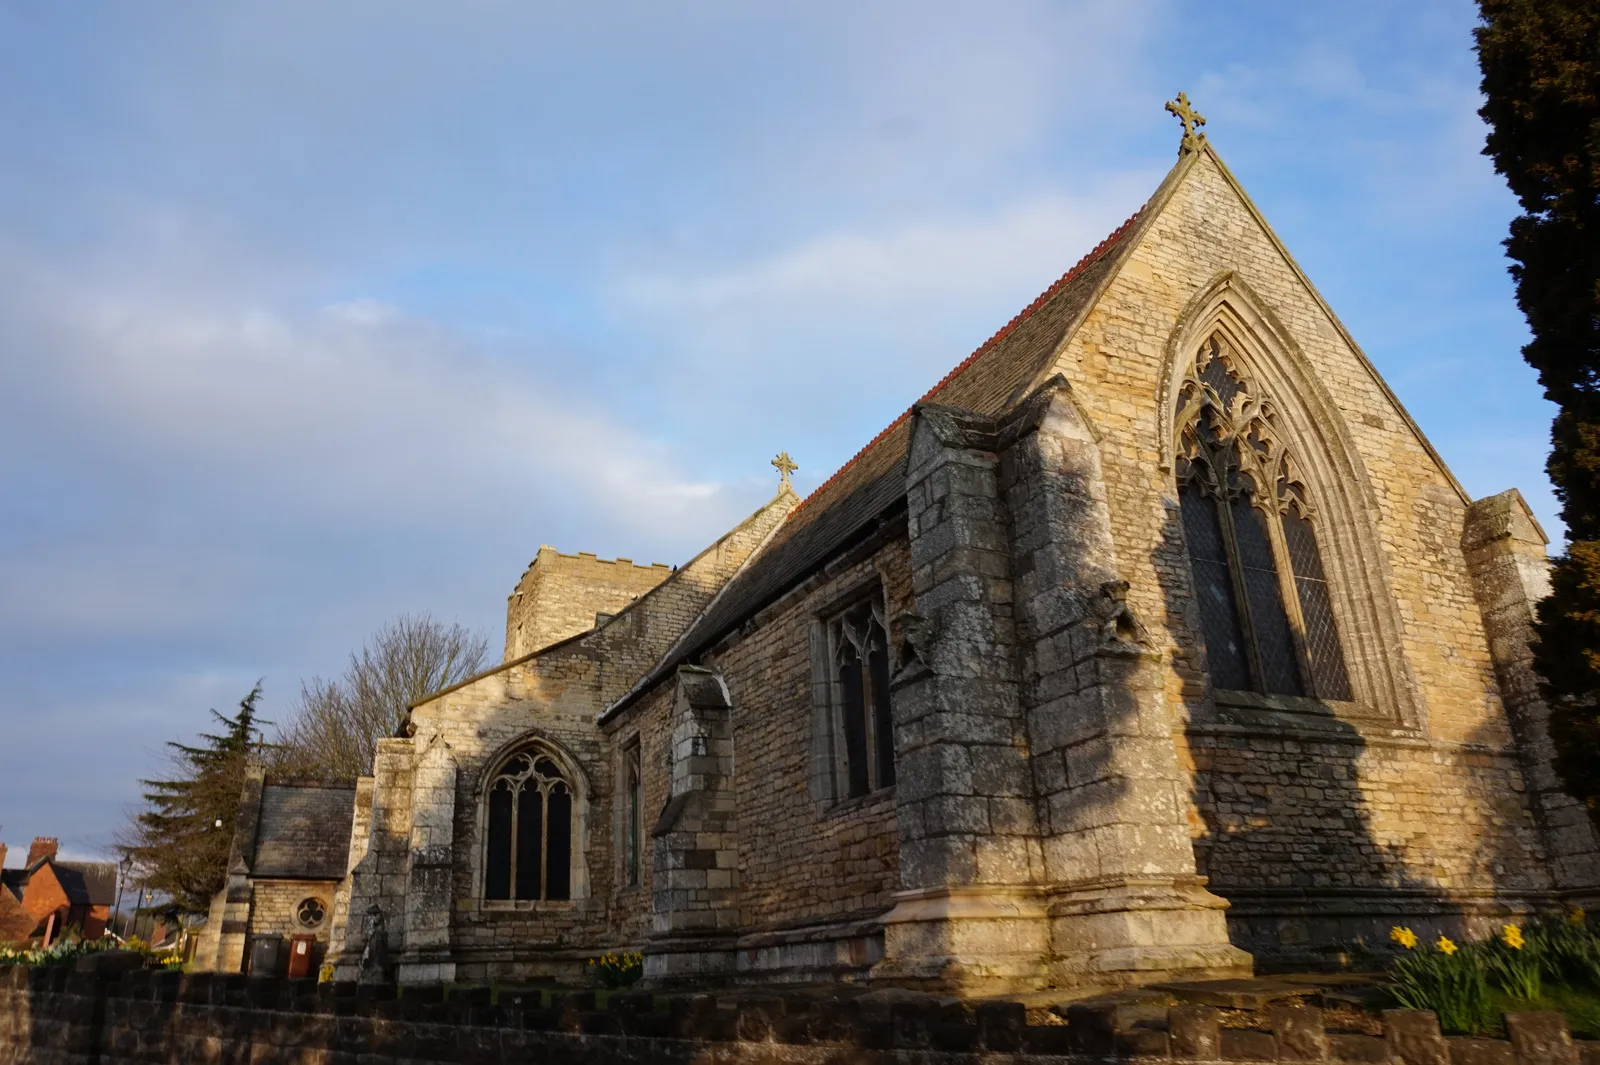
[
  {"left": 1476, "top": 1, "right": 1600, "bottom": 820},
  {"left": 119, "top": 685, "right": 267, "bottom": 913}
]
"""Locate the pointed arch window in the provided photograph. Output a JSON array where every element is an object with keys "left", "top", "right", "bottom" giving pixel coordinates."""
[
  {"left": 484, "top": 749, "right": 573, "bottom": 901},
  {"left": 1175, "top": 336, "right": 1353, "bottom": 701},
  {"left": 622, "top": 741, "right": 642, "bottom": 889},
  {"left": 828, "top": 597, "right": 895, "bottom": 798}
]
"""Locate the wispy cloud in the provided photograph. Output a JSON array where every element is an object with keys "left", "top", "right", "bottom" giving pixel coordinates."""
[{"left": 0, "top": 0, "right": 1562, "bottom": 857}]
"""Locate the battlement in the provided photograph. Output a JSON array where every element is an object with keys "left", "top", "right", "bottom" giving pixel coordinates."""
[{"left": 504, "top": 545, "right": 674, "bottom": 661}]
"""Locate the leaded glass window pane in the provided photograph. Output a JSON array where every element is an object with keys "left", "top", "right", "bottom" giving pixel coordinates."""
[
  {"left": 838, "top": 641, "right": 870, "bottom": 798},
  {"left": 1229, "top": 494, "right": 1302, "bottom": 697},
  {"left": 485, "top": 783, "right": 513, "bottom": 900},
  {"left": 624, "top": 745, "right": 642, "bottom": 888},
  {"left": 546, "top": 785, "right": 572, "bottom": 901},
  {"left": 1282, "top": 511, "right": 1353, "bottom": 700},
  {"left": 515, "top": 786, "right": 542, "bottom": 900},
  {"left": 1179, "top": 482, "right": 1251, "bottom": 691}
]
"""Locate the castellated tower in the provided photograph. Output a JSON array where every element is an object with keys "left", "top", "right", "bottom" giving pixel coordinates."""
[{"left": 504, "top": 546, "right": 673, "bottom": 660}]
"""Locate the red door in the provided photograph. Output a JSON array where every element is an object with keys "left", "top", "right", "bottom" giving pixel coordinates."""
[{"left": 286, "top": 934, "right": 316, "bottom": 979}]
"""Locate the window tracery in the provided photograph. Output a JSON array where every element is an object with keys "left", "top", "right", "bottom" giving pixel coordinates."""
[
  {"left": 1175, "top": 335, "right": 1353, "bottom": 701},
  {"left": 828, "top": 596, "right": 895, "bottom": 799},
  {"left": 484, "top": 748, "right": 574, "bottom": 902}
]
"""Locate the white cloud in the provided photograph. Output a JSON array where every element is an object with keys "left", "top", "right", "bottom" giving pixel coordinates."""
[
  {"left": 0, "top": 249, "right": 732, "bottom": 541},
  {"left": 621, "top": 187, "right": 1152, "bottom": 314}
]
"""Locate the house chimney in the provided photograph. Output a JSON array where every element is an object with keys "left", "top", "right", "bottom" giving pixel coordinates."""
[
  {"left": 0, "top": 843, "right": 7, "bottom": 870},
  {"left": 26, "top": 837, "right": 58, "bottom": 866}
]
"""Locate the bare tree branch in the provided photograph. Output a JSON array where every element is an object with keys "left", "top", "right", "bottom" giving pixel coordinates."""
[{"left": 273, "top": 613, "right": 489, "bottom": 780}]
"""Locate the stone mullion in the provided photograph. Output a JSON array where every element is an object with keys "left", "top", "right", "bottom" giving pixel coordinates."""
[
  {"left": 1259, "top": 497, "right": 1317, "bottom": 698},
  {"left": 539, "top": 784, "right": 551, "bottom": 902},
  {"left": 506, "top": 784, "right": 520, "bottom": 903}
]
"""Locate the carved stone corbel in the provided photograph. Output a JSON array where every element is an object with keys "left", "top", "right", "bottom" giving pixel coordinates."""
[{"left": 1092, "top": 580, "right": 1152, "bottom": 654}]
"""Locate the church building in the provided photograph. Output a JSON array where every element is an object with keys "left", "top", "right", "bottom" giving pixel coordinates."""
[{"left": 197, "top": 104, "right": 1600, "bottom": 993}]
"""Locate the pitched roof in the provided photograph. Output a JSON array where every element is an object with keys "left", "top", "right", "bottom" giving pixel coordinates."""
[
  {"left": 250, "top": 783, "right": 356, "bottom": 881},
  {"left": 607, "top": 171, "right": 1173, "bottom": 717},
  {"left": 50, "top": 862, "right": 117, "bottom": 907}
]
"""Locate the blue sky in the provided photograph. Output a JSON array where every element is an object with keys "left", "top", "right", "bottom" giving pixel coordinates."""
[{"left": 0, "top": 1, "right": 1550, "bottom": 860}]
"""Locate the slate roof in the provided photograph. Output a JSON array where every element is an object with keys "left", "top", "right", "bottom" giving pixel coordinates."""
[
  {"left": 606, "top": 173, "right": 1170, "bottom": 718},
  {"left": 251, "top": 783, "right": 357, "bottom": 881},
  {"left": 51, "top": 862, "right": 117, "bottom": 907},
  {"left": 0, "top": 860, "right": 117, "bottom": 908}
]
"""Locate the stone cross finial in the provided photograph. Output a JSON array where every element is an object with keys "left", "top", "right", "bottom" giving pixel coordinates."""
[
  {"left": 772, "top": 451, "right": 798, "bottom": 490},
  {"left": 1165, "top": 92, "right": 1207, "bottom": 155}
]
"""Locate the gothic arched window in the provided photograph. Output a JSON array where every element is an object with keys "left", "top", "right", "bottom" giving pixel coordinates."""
[
  {"left": 1175, "top": 336, "right": 1353, "bottom": 701},
  {"left": 829, "top": 597, "right": 895, "bottom": 798},
  {"left": 484, "top": 749, "right": 573, "bottom": 901}
]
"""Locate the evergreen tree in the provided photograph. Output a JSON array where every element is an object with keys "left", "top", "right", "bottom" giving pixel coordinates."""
[
  {"left": 119, "top": 685, "right": 267, "bottom": 913},
  {"left": 1476, "top": 1, "right": 1600, "bottom": 820}
]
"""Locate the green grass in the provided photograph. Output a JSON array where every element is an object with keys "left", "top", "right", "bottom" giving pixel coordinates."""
[{"left": 1521, "top": 985, "right": 1600, "bottom": 1039}]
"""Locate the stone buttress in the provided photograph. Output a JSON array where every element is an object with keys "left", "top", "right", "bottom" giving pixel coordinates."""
[
  {"left": 645, "top": 666, "right": 740, "bottom": 983},
  {"left": 1463, "top": 489, "right": 1600, "bottom": 903},
  {"left": 875, "top": 378, "right": 1249, "bottom": 992}
]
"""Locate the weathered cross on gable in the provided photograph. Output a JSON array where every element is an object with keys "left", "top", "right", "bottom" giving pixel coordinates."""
[
  {"left": 772, "top": 451, "right": 798, "bottom": 490},
  {"left": 1164, "top": 92, "right": 1207, "bottom": 155}
]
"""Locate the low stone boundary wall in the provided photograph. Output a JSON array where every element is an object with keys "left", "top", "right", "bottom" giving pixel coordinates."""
[{"left": 1, "top": 966, "right": 1597, "bottom": 1064}]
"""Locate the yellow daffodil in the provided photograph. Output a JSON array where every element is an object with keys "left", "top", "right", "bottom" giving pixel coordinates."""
[
  {"left": 1570, "top": 908, "right": 1586, "bottom": 927},
  {"left": 1500, "top": 924, "right": 1524, "bottom": 950},
  {"left": 1435, "top": 936, "right": 1458, "bottom": 955},
  {"left": 1389, "top": 926, "right": 1418, "bottom": 949}
]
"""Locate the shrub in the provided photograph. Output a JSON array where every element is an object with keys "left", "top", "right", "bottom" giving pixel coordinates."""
[{"left": 586, "top": 951, "right": 643, "bottom": 989}]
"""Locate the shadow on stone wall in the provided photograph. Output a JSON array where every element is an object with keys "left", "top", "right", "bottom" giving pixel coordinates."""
[{"left": 1149, "top": 502, "right": 1551, "bottom": 971}]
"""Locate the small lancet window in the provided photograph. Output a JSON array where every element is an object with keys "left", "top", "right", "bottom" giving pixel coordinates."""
[
  {"left": 623, "top": 742, "right": 642, "bottom": 888},
  {"left": 1175, "top": 336, "right": 1353, "bottom": 702},
  {"left": 828, "top": 597, "right": 895, "bottom": 799},
  {"left": 484, "top": 749, "right": 573, "bottom": 901}
]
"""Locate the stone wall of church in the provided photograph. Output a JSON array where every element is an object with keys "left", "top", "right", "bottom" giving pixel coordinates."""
[
  {"left": 713, "top": 539, "right": 910, "bottom": 932},
  {"left": 328, "top": 494, "right": 798, "bottom": 985},
  {"left": 1042, "top": 148, "right": 1586, "bottom": 961},
  {"left": 245, "top": 880, "right": 340, "bottom": 943},
  {"left": 406, "top": 655, "right": 613, "bottom": 984},
  {"left": 600, "top": 534, "right": 912, "bottom": 981}
]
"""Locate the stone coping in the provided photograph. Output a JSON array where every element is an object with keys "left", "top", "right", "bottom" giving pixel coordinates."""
[{"left": 2, "top": 965, "right": 1597, "bottom": 1063}]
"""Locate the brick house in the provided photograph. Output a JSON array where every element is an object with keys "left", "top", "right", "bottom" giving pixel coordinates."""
[
  {"left": 0, "top": 838, "right": 117, "bottom": 947},
  {"left": 202, "top": 117, "right": 1600, "bottom": 993}
]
